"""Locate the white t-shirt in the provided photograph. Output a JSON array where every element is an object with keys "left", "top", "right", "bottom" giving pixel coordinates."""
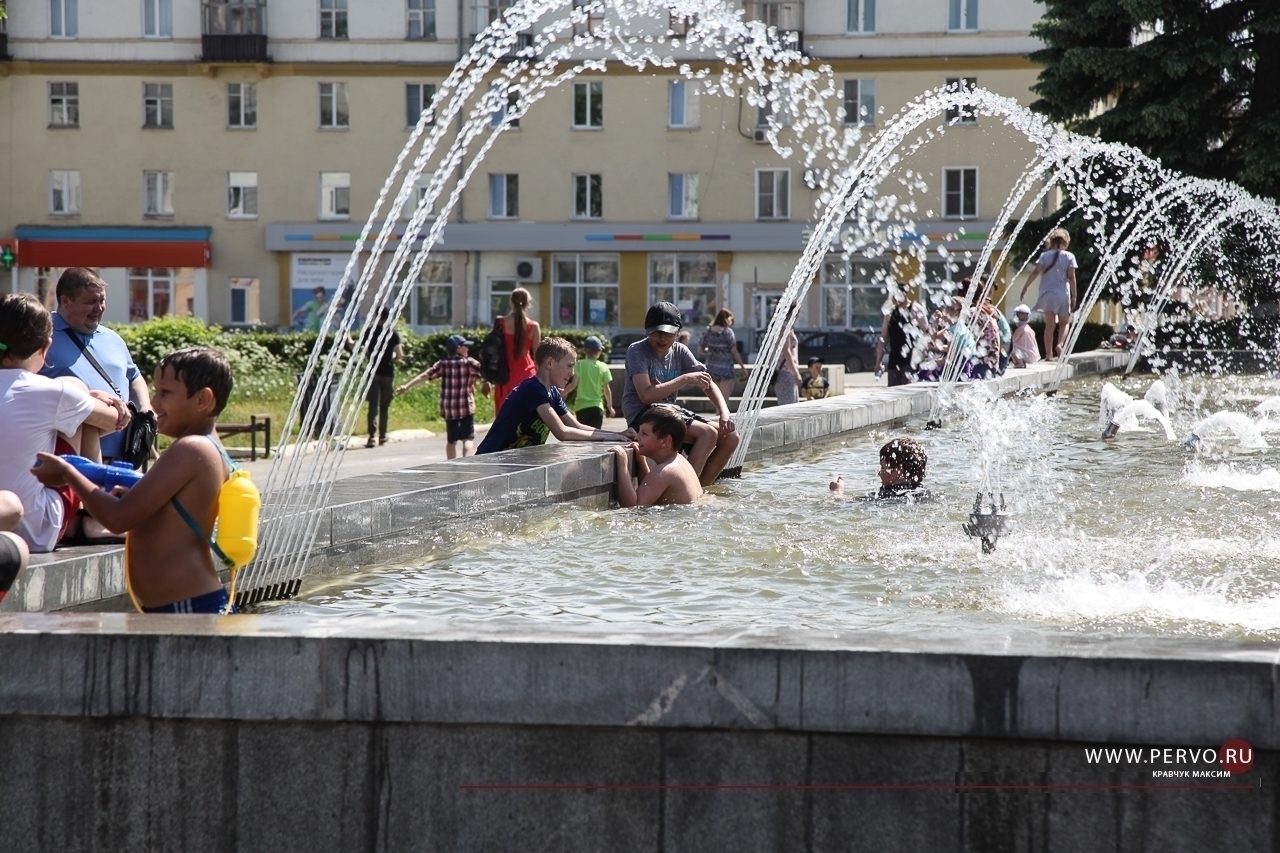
[{"left": 0, "top": 370, "right": 96, "bottom": 552}]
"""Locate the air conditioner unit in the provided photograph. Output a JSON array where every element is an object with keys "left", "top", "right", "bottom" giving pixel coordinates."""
[
  {"left": 752, "top": 128, "right": 768, "bottom": 143},
  {"left": 515, "top": 257, "right": 543, "bottom": 282}
]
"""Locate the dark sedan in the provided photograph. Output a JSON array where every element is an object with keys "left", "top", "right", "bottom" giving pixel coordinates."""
[
  {"left": 607, "top": 330, "right": 647, "bottom": 363},
  {"left": 797, "top": 329, "right": 879, "bottom": 373}
]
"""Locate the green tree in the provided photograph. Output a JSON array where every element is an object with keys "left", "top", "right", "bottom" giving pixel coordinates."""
[{"left": 1029, "top": 0, "right": 1280, "bottom": 200}]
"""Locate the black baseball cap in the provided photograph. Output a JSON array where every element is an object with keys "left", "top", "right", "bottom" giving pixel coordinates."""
[
  {"left": 645, "top": 301, "right": 682, "bottom": 335},
  {"left": 807, "top": 356, "right": 823, "bottom": 365}
]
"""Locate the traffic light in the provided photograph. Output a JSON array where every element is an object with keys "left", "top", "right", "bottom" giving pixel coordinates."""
[{"left": 0, "top": 245, "right": 13, "bottom": 272}]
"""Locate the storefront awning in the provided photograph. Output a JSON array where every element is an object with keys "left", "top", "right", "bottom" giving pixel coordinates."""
[{"left": 14, "top": 226, "right": 212, "bottom": 268}]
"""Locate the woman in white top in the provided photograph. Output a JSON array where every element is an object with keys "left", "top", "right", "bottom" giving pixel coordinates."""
[{"left": 1019, "top": 227, "right": 1078, "bottom": 358}]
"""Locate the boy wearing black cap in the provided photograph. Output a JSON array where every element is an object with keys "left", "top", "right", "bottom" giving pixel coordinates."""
[
  {"left": 621, "top": 301, "right": 739, "bottom": 486},
  {"left": 397, "top": 334, "right": 488, "bottom": 458},
  {"left": 802, "top": 356, "right": 830, "bottom": 400},
  {"left": 564, "top": 335, "right": 615, "bottom": 428}
]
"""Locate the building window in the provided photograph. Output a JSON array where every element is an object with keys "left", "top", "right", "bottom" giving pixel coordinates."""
[
  {"left": 402, "top": 256, "right": 454, "bottom": 327},
  {"left": 320, "top": 172, "right": 351, "bottom": 219},
  {"left": 846, "top": 0, "right": 874, "bottom": 33},
  {"left": 668, "top": 79, "right": 700, "bottom": 129},
  {"left": 573, "top": 173, "right": 603, "bottom": 219},
  {"left": 488, "top": 85, "right": 520, "bottom": 128},
  {"left": 406, "top": 83, "right": 437, "bottom": 127},
  {"left": 143, "top": 83, "right": 174, "bottom": 129},
  {"left": 821, "top": 257, "right": 891, "bottom": 328},
  {"left": 552, "top": 254, "right": 619, "bottom": 326},
  {"left": 49, "top": 170, "right": 81, "bottom": 215},
  {"left": 572, "top": 0, "right": 605, "bottom": 36},
  {"left": 667, "top": 173, "right": 698, "bottom": 219},
  {"left": 144, "top": 0, "right": 173, "bottom": 37},
  {"left": 403, "top": 182, "right": 436, "bottom": 220},
  {"left": 408, "top": 0, "right": 436, "bottom": 39},
  {"left": 320, "top": 0, "right": 348, "bottom": 39},
  {"left": 227, "top": 171, "right": 258, "bottom": 219},
  {"left": 843, "top": 79, "right": 875, "bottom": 126},
  {"left": 319, "top": 82, "right": 350, "bottom": 129},
  {"left": 488, "top": 174, "right": 518, "bottom": 219},
  {"left": 945, "top": 77, "right": 978, "bottom": 124},
  {"left": 144, "top": 171, "right": 175, "bottom": 216},
  {"left": 228, "top": 82, "right": 257, "bottom": 128},
  {"left": 50, "top": 0, "right": 78, "bottom": 38},
  {"left": 488, "top": 278, "right": 519, "bottom": 321},
  {"left": 49, "top": 82, "right": 79, "bottom": 128},
  {"left": 648, "top": 254, "right": 717, "bottom": 327},
  {"left": 949, "top": 0, "right": 977, "bottom": 31},
  {"left": 35, "top": 268, "right": 60, "bottom": 311},
  {"left": 943, "top": 167, "right": 978, "bottom": 219},
  {"left": 572, "top": 81, "right": 603, "bottom": 129},
  {"left": 128, "top": 268, "right": 175, "bottom": 321},
  {"left": 229, "top": 277, "right": 261, "bottom": 325},
  {"left": 756, "top": 169, "right": 790, "bottom": 220}
]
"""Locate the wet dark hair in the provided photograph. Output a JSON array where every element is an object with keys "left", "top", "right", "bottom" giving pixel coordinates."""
[
  {"left": 0, "top": 293, "right": 53, "bottom": 361},
  {"left": 157, "top": 347, "right": 233, "bottom": 416},
  {"left": 638, "top": 405, "right": 687, "bottom": 448},
  {"left": 55, "top": 267, "right": 106, "bottom": 303},
  {"left": 880, "top": 437, "right": 927, "bottom": 485}
]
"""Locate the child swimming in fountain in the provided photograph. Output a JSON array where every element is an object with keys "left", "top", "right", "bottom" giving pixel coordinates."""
[
  {"left": 32, "top": 347, "right": 238, "bottom": 613},
  {"left": 611, "top": 405, "right": 704, "bottom": 506},
  {"left": 869, "top": 437, "right": 931, "bottom": 500}
]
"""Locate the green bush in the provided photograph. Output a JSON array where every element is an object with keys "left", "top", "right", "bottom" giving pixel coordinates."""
[{"left": 1028, "top": 319, "right": 1113, "bottom": 353}]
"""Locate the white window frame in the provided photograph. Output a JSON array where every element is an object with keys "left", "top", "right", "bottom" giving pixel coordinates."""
[
  {"left": 229, "top": 277, "right": 261, "bottom": 326},
  {"left": 846, "top": 0, "right": 874, "bottom": 34},
  {"left": 842, "top": 78, "right": 875, "bottom": 127},
  {"left": 668, "top": 79, "right": 700, "bottom": 129},
  {"left": 572, "top": 173, "right": 603, "bottom": 219},
  {"left": 647, "top": 253, "right": 718, "bottom": 327},
  {"left": 406, "top": 82, "right": 437, "bottom": 128},
  {"left": 227, "top": 171, "right": 258, "bottom": 219},
  {"left": 667, "top": 173, "right": 699, "bottom": 220},
  {"left": 755, "top": 168, "right": 790, "bottom": 220},
  {"left": 572, "top": 81, "right": 604, "bottom": 129},
  {"left": 407, "top": 0, "right": 436, "bottom": 39},
  {"left": 403, "top": 256, "right": 454, "bottom": 329},
  {"left": 551, "top": 253, "right": 620, "bottom": 327},
  {"left": 143, "top": 82, "right": 174, "bottom": 129},
  {"left": 949, "top": 0, "right": 978, "bottom": 31},
  {"left": 127, "top": 267, "right": 175, "bottom": 322},
  {"left": 488, "top": 85, "right": 520, "bottom": 129},
  {"left": 820, "top": 256, "right": 892, "bottom": 328},
  {"left": 320, "top": 0, "right": 348, "bottom": 39},
  {"left": 50, "top": 0, "right": 78, "bottom": 38},
  {"left": 488, "top": 174, "right": 518, "bottom": 219},
  {"left": 945, "top": 77, "right": 978, "bottom": 125},
  {"left": 319, "top": 82, "right": 350, "bottom": 129},
  {"left": 144, "top": 0, "right": 173, "bottom": 38},
  {"left": 227, "top": 82, "right": 257, "bottom": 129},
  {"left": 943, "top": 167, "right": 978, "bottom": 219},
  {"left": 49, "top": 170, "right": 81, "bottom": 216},
  {"left": 143, "top": 170, "right": 175, "bottom": 217},
  {"left": 402, "top": 183, "right": 437, "bottom": 220},
  {"left": 49, "top": 81, "right": 79, "bottom": 128},
  {"left": 320, "top": 171, "right": 351, "bottom": 220}
]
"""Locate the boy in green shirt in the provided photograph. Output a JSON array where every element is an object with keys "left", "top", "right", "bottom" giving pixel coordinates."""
[{"left": 564, "top": 336, "right": 615, "bottom": 428}]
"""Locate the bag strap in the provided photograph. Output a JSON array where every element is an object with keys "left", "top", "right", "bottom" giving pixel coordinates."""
[
  {"left": 63, "top": 329, "right": 124, "bottom": 397},
  {"left": 171, "top": 435, "right": 237, "bottom": 570}
]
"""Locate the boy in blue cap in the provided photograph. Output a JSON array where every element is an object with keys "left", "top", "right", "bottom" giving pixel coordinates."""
[
  {"left": 397, "top": 334, "right": 488, "bottom": 458},
  {"left": 564, "top": 335, "right": 615, "bottom": 428}
]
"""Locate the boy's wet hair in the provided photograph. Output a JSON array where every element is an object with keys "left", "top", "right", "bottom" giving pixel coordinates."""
[
  {"left": 880, "top": 437, "right": 927, "bottom": 485},
  {"left": 55, "top": 267, "right": 106, "bottom": 303},
  {"left": 0, "top": 293, "right": 53, "bottom": 360},
  {"left": 157, "top": 347, "right": 233, "bottom": 416},
  {"left": 535, "top": 336, "right": 576, "bottom": 365},
  {"left": 638, "top": 405, "right": 687, "bottom": 448}
]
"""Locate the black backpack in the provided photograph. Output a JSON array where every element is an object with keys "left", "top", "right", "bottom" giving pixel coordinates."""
[{"left": 478, "top": 318, "right": 509, "bottom": 384}]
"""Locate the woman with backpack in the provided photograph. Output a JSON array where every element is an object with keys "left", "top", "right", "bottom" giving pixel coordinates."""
[
  {"left": 1020, "top": 227, "right": 1078, "bottom": 359},
  {"left": 492, "top": 287, "right": 540, "bottom": 413}
]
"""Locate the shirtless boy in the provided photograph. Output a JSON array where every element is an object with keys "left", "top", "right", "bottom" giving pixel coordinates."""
[
  {"left": 33, "top": 347, "right": 237, "bottom": 613},
  {"left": 612, "top": 405, "right": 704, "bottom": 507}
]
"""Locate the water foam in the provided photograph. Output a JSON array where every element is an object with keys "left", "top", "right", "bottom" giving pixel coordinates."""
[{"left": 1181, "top": 461, "right": 1280, "bottom": 492}]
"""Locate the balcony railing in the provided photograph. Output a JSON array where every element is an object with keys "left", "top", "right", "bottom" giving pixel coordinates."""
[
  {"left": 202, "top": 1, "right": 269, "bottom": 61},
  {"left": 744, "top": 0, "right": 803, "bottom": 51}
]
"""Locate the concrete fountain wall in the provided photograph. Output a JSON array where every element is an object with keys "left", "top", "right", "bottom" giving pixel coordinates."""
[{"left": 7, "top": 350, "right": 1271, "bottom": 852}]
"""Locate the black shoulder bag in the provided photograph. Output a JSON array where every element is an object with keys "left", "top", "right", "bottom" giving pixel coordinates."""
[{"left": 64, "top": 329, "right": 158, "bottom": 471}]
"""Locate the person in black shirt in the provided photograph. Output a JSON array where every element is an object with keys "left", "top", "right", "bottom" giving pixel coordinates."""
[{"left": 364, "top": 310, "right": 404, "bottom": 448}]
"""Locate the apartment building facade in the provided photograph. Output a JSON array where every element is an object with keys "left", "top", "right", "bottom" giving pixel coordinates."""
[{"left": 0, "top": 0, "right": 1048, "bottom": 350}]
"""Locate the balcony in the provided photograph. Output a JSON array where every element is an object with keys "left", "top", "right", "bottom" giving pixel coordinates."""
[
  {"left": 470, "top": 0, "right": 538, "bottom": 59},
  {"left": 202, "top": 1, "right": 269, "bottom": 62},
  {"left": 744, "top": 0, "right": 804, "bottom": 52}
]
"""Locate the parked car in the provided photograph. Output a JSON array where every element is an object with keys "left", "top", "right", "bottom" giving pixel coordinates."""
[
  {"left": 607, "top": 330, "right": 647, "bottom": 363},
  {"left": 797, "top": 328, "right": 879, "bottom": 373}
]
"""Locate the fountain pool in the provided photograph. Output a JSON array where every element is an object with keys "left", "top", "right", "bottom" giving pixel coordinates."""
[{"left": 262, "top": 374, "right": 1280, "bottom": 642}]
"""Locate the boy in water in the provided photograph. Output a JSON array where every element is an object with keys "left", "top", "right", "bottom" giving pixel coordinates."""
[
  {"left": 476, "top": 337, "right": 633, "bottom": 453},
  {"left": 611, "top": 405, "right": 703, "bottom": 506},
  {"left": 33, "top": 347, "right": 237, "bottom": 613},
  {"left": 871, "top": 437, "right": 931, "bottom": 500}
]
